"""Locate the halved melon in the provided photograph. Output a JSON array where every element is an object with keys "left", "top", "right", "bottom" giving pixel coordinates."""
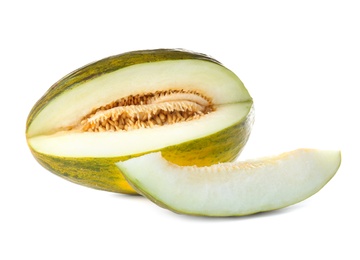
[
  {"left": 116, "top": 149, "right": 341, "bottom": 216},
  {"left": 26, "top": 49, "right": 254, "bottom": 194}
]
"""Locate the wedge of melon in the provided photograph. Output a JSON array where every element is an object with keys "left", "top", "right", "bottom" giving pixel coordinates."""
[
  {"left": 26, "top": 49, "right": 253, "bottom": 194},
  {"left": 115, "top": 149, "right": 341, "bottom": 216}
]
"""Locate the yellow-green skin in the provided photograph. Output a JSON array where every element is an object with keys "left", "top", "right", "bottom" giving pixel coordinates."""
[{"left": 26, "top": 49, "right": 254, "bottom": 194}]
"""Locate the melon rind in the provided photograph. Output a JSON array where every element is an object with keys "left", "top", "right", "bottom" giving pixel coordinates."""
[{"left": 29, "top": 107, "right": 253, "bottom": 194}]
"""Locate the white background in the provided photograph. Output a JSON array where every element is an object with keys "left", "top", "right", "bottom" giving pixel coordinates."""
[{"left": 1, "top": 0, "right": 359, "bottom": 259}]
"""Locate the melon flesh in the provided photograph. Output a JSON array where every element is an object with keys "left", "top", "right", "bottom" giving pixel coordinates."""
[
  {"left": 115, "top": 149, "right": 341, "bottom": 216},
  {"left": 27, "top": 59, "right": 251, "bottom": 137},
  {"left": 26, "top": 59, "right": 252, "bottom": 158},
  {"left": 27, "top": 102, "right": 252, "bottom": 157}
]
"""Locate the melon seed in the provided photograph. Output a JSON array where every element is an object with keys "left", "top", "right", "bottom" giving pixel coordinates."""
[{"left": 78, "top": 89, "right": 214, "bottom": 132}]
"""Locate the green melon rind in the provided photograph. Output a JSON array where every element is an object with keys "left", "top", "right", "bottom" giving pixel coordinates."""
[
  {"left": 29, "top": 105, "right": 253, "bottom": 194},
  {"left": 26, "top": 49, "right": 226, "bottom": 131}
]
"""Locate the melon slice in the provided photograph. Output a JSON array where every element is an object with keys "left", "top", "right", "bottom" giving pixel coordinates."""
[
  {"left": 26, "top": 49, "right": 253, "bottom": 194},
  {"left": 115, "top": 149, "right": 341, "bottom": 216}
]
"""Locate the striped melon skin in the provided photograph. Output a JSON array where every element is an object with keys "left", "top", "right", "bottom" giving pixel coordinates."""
[
  {"left": 28, "top": 109, "right": 253, "bottom": 194},
  {"left": 26, "top": 49, "right": 254, "bottom": 194}
]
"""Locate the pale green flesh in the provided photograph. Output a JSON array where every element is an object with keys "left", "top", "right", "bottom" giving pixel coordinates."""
[
  {"left": 116, "top": 149, "right": 341, "bottom": 216},
  {"left": 28, "top": 102, "right": 252, "bottom": 157},
  {"left": 27, "top": 59, "right": 251, "bottom": 138}
]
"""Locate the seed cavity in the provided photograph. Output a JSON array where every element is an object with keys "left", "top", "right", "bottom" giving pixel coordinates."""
[{"left": 78, "top": 89, "right": 214, "bottom": 132}]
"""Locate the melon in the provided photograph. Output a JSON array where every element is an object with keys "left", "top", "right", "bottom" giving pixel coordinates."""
[
  {"left": 26, "top": 49, "right": 254, "bottom": 194},
  {"left": 116, "top": 149, "right": 341, "bottom": 216}
]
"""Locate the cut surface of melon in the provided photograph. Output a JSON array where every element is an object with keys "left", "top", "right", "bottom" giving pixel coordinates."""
[
  {"left": 115, "top": 149, "right": 341, "bottom": 216},
  {"left": 28, "top": 102, "right": 252, "bottom": 157},
  {"left": 27, "top": 57, "right": 252, "bottom": 158},
  {"left": 27, "top": 59, "right": 251, "bottom": 138}
]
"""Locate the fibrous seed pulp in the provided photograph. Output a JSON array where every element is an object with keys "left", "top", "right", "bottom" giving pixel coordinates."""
[{"left": 78, "top": 89, "right": 214, "bottom": 132}]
